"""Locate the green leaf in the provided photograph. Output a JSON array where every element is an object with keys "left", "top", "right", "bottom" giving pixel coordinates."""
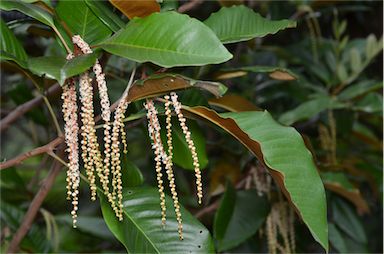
[
  {"left": 213, "top": 181, "right": 236, "bottom": 240},
  {"left": 100, "top": 187, "right": 215, "bottom": 253},
  {"left": 336, "top": 64, "right": 348, "bottom": 82},
  {"left": 220, "top": 111, "right": 328, "bottom": 250},
  {"left": 0, "top": 168, "right": 26, "bottom": 191},
  {"left": 0, "top": 18, "right": 28, "bottom": 68},
  {"left": 100, "top": 11, "right": 232, "bottom": 67},
  {"left": 279, "top": 95, "right": 345, "bottom": 125},
  {"left": 332, "top": 198, "right": 367, "bottom": 244},
  {"left": 338, "top": 80, "right": 382, "bottom": 101},
  {"left": 121, "top": 154, "right": 144, "bottom": 187},
  {"left": 231, "top": 65, "right": 298, "bottom": 80},
  {"left": 218, "top": 190, "right": 270, "bottom": 251},
  {"left": 353, "top": 93, "right": 383, "bottom": 113},
  {"left": 365, "top": 34, "right": 382, "bottom": 59},
  {"left": 204, "top": 5, "right": 296, "bottom": 44},
  {"left": 0, "top": 0, "right": 54, "bottom": 27},
  {"left": 84, "top": 0, "right": 125, "bottom": 32},
  {"left": 55, "top": 215, "right": 114, "bottom": 239},
  {"left": 182, "top": 107, "right": 328, "bottom": 251},
  {"left": 27, "top": 53, "right": 97, "bottom": 85},
  {"left": 329, "top": 223, "right": 348, "bottom": 253},
  {"left": 321, "top": 172, "right": 355, "bottom": 192},
  {"left": 0, "top": 201, "right": 51, "bottom": 252},
  {"left": 56, "top": 0, "right": 112, "bottom": 44},
  {"left": 160, "top": 119, "right": 208, "bottom": 171},
  {"left": 349, "top": 48, "right": 362, "bottom": 73},
  {"left": 322, "top": 172, "right": 369, "bottom": 214}
]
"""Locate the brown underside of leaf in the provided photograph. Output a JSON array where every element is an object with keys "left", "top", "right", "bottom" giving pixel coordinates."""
[
  {"left": 218, "top": 0, "right": 244, "bottom": 7},
  {"left": 269, "top": 70, "right": 296, "bottom": 81},
  {"left": 214, "top": 70, "right": 247, "bottom": 80},
  {"left": 209, "top": 94, "right": 260, "bottom": 112},
  {"left": 109, "top": 0, "right": 160, "bottom": 19},
  {"left": 182, "top": 106, "right": 302, "bottom": 219},
  {"left": 324, "top": 183, "right": 370, "bottom": 215},
  {"left": 128, "top": 75, "right": 190, "bottom": 102},
  {"left": 127, "top": 74, "right": 226, "bottom": 102}
]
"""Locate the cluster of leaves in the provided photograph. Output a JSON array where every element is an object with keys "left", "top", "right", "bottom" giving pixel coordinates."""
[{"left": 0, "top": 0, "right": 382, "bottom": 253}]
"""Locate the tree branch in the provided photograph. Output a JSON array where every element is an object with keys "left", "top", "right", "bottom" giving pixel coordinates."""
[
  {"left": 0, "top": 84, "right": 62, "bottom": 133},
  {"left": 6, "top": 148, "right": 65, "bottom": 254},
  {"left": 0, "top": 136, "right": 64, "bottom": 170}
]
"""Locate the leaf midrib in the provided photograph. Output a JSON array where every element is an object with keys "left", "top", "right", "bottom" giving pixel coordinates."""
[
  {"left": 101, "top": 41, "right": 229, "bottom": 60},
  {"left": 122, "top": 204, "right": 161, "bottom": 253},
  {"left": 82, "top": 7, "right": 89, "bottom": 38}
]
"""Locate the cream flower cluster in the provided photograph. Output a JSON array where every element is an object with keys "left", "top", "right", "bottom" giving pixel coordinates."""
[
  {"left": 62, "top": 35, "right": 128, "bottom": 227},
  {"left": 61, "top": 67, "right": 80, "bottom": 227},
  {"left": 144, "top": 93, "right": 204, "bottom": 240},
  {"left": 144, "top": 100, "right": 176, "bottom": 233},
  {"left": 266, "top": 202, "right": 296, "bottom": 254},
  {"left": 170, "top": 92, "right": 203, "bottom": 204},
  {"left": 110, "top": 96, "right": 130, "bottom": 221}
]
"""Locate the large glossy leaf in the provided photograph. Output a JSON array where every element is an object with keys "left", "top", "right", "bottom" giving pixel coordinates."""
[
  {"left": 0, "top": 19, "right": 28, "bottom": 68},
  {"left": 121, "top": 154, "right": 144, "bottom": 187},
  {"left": 109, "top": 0, "right": 160, "bottom": 19},
  {"left": 279, "top": 95, "right": 346, "bottom": 125},
  {"left": 182, "top": 106, "right": 328, "bottom": 251},
  {"left": 213, "top": 181, "right": 236, "bottom": 240},
  {"left": 27, "top": 53, "right": 97, "bottom": 85},
  {"left": 128, "top": 73, "right": 227, "bottom": 102},
  {"left": 160, "top": 119, "right": 208, "bottom": 171},
  {"left": 55, "top": 215, "right": 114, "bottom": 239},
  {"left": 0, "top": 0, "right": 54, "bottom": 27},
  {"left": 218, "top": 190, "right": 270, "bottom": 251},
  {"left": 100, "top": 187, "right": 214, "bottom": 253},
  {"left": 204, "top": 5, "right": 296, "bottom": 44},
  {"left": 100, "top": 12, "right": 232, "bottom": 67},
  {"left": 56, "top": 0, "right": 112, "bottom": 44},
  {"left": 84, "top": 0, "right": 125, "bottom": 32}
]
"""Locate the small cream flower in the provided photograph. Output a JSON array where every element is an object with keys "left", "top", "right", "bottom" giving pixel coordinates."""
[
  {"left": 144, "top": 100, "right": 167, "bottom": 226},
  {"left": 145, "top": 100, "right": 184, "bottom": 239},
  {"left": 61, "top": 81, "right": 80, "bottom": 228},
  {"left": 62, "top": 53, "right": 80, "bottom": 227},
  {"left": 170, "top": 92, "right": 202, "bottom": 204}
]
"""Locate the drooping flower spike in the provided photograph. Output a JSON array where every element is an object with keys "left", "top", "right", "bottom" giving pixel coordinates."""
[
  {"left": 62, "top": 53, "right": 80, "bottom": 227},
  {"left": 145, "top": 99, "right": 183, "bottom": 239},
  {"left": 62, "top": 35, "right": 127, "bottom": 227},
  {"left": 144, "top": 93, "right": 204, "bottom": 239},
  {"left": 170, "top": 92, "right": 203, "bottom": 204}
]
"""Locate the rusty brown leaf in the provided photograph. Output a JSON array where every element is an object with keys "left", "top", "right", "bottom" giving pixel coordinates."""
[
  {"left": 208, "top": 94, "right": 260, "bottom": 112},
  {"left": 109, "top": 0, "right": 160, "bottom": 19}
]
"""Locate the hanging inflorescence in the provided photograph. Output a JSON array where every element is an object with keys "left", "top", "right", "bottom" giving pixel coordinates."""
[
  {"left": 62, "top": 35, "right": 202, "bottom": 238},
  {"left": 265, "top": 202, "right": 296, "bottom": 254},
  {"left": 144, "top": 92, "right": 203, "bottom": 240},
  {"left": 62, "top": 35, "right": 128, "bottom": 227}
]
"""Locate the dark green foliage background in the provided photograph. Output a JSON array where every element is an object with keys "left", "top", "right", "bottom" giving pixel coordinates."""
[{"left": 0, "top": 0, "right": 382, "bottom": 253}]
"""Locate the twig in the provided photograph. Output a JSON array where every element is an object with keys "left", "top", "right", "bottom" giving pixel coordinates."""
[
  {"left": 195, "top": 200, "right": 220, "bottom": 219},
  {"left": 6, "top": 148, "right": 65, "bottom": 254},
  {"left": 0, "top": 136, "right": 64, "bottom": 170},
  {"left": 178, "top": 0, "right": 203, "bottom": 13},
  {"left": 0, "top": 84, "right": 61, "bottom": 133}
]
